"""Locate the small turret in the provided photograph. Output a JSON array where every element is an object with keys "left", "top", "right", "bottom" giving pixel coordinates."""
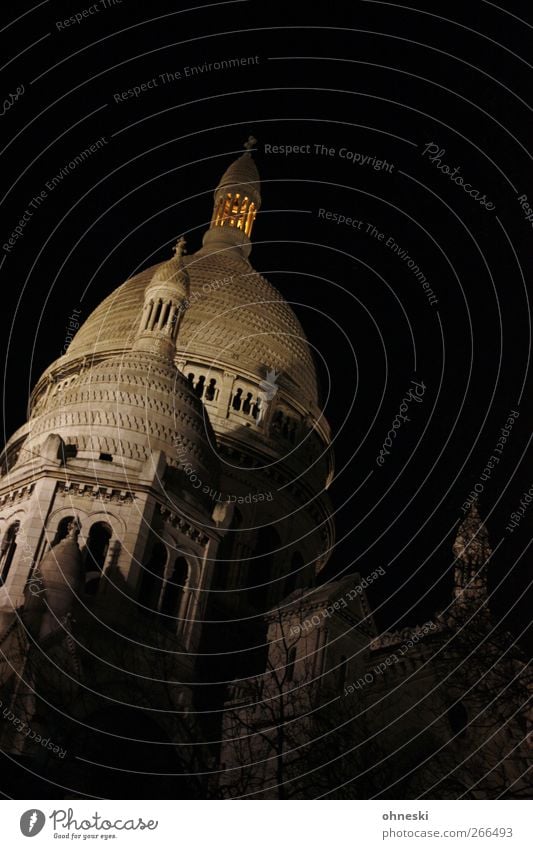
[
  {"left": 133, "top": 237, "right": 190, "bottom": 358},
  {"left": 200, "top": 136, "right": 261, "bottom": 260},
  {"left": 38, "top": 517, "right": 83, "bottom": 639}
]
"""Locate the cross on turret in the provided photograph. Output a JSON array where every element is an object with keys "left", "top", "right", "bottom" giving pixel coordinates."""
[{"left": 173, "top": 236, "right": 187, "bottom": 258}]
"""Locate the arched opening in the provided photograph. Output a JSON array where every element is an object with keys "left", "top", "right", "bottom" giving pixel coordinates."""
[
  {"left": 248, "top": 525, "right": 281, "bottom": 611},
  {"left": 159, "top": 301, "right": 170, "bottom": 329},
  {"left": 195, "top": 375, "right": 205, "bottom": 398},
  {"left": 160, "top": 557, "right": 188, "bottom": 627},
  {"left": 204, "top": 378, "right": 217, "bottom": 401},
  {"left": 143, "top": 299, "right": 154, "bottom": 330},
  {"left": 85, "top": 522, "right": 112, "bottom": 595},
  {"left": 0, "top": 521, "right": 20, "bottom": 586},
  {"left": 245, "top": 201, "right": 256, "bottom": 236},
  {"left": 138, "top": 542, "right": 167, "bottom": 612},
  {"left": 286, "top": 646, "right": 297, "bottom": 682},
  {"left": 151, "top": 299, "right": 162, "bottom": 328},
  {"left": 231, "top": 387, "right": 243, "bottom": 411},
  {"left": 211, "top": 508, "right": 243, "bottom": 592},
  {"left": 52, "top": 515, "right": 74, "bottom": 547},
  {"left": 242, "top": 392, "right": 253, "bottom": 414},
  {"left": 338, "top": 656, "right": 348, "bottom": 691}
]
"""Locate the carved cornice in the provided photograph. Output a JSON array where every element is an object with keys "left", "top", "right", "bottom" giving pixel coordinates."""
[
  {"left": 58, "top": 481, "right": 135, "bottom": 504},
  {"left": 158, "top": 503, "right": 209, "bottom": 547}
]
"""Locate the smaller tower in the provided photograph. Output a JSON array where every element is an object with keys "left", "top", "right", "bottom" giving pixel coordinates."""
[
  {"left": 36, "top": 517, "right": 83, "bottom": 639},
  {"left": 452, "top": 504, "right": 492, "bottom": 619},
  {"left": 200, "top": 136, "right": 261, "bottom": 260},
  {"left": 134, "top": 236, "right": 190, "bottom": 358}
]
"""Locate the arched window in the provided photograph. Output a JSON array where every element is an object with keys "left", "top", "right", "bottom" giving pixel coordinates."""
[
  {"left": 0, "top": 521, "right": 20, "bottom": 586},
  {"left": 338, "top": 656, "right": 348, "bottom": 691},
  {"left": 231, "top": 388, "right": 243, "bottom": 411},
  {"left": 205, "top": 378, "right": 217, "bottom": 401},
  {"left": 139, "top": 542, "right": 167, "bottom": 611},
  {"left": 212, "top": 508, "right": 243, "bottom": 591},
  {"left": 85, "top": 522, "right": 112, "bottom": 595},
  {"left": 151, "top": 300, "right": 162, "bottom": 328},
  {"left": 248, "top": 525, "right": 280, "bottom": 611},
  {"left": 52, "top": 515, "right": 74, "bottom": 547},
  {"left": 160, "top": 557, "right": 188, "bottom": 626},
  {"left": 242, "top": 392, "right": 253, "bottom": 414},
  {"left": 195, "top": 375, "right": 206, "bottom": 398},
  {"left": 286, "top": 646, "right": 297, "bottom": 682}
]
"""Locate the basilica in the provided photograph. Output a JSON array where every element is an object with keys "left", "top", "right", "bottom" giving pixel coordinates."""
[{"left": 0, "top": 141, "right": 530, "bottom": 799}]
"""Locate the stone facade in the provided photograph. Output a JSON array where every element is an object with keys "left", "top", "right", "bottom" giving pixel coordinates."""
[{"left": 0, "top": 145, "right": 529, "bottom": 799}]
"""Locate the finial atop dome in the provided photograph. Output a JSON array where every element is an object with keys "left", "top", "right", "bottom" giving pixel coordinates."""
[
  {"left": 244, "top": 135, "right": 257, "bottom": 153},
  {"left": 173, "top": 235, "right": 187, "bottom": 258}
]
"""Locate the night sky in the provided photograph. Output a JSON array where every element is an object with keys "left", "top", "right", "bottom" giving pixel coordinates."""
[{"left": 1, "top": 0, "right": 532, "bottom": 649}]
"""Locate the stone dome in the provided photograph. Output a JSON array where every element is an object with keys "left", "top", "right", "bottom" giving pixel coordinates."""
[
  {"left": 25, "top": 350, "right": 219, "bottom": 498},
  {"left": 57, "top": 250, "right": 320, "bottom": 410},
  {"left": 217, "top": 149, "right": 261, "bottom": 198}
]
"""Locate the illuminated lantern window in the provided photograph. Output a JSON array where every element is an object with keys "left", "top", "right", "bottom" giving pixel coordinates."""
[
  {"left": 212, "top": 193, "right": 257, "bottom": 236},
  {"left": 245, "top": 202, "right": 256, "bottom": 236}
]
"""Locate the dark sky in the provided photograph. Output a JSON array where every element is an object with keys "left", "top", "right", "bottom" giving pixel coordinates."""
[{"left": 1, "top": 0, "right": 532, "bottom": 647}]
